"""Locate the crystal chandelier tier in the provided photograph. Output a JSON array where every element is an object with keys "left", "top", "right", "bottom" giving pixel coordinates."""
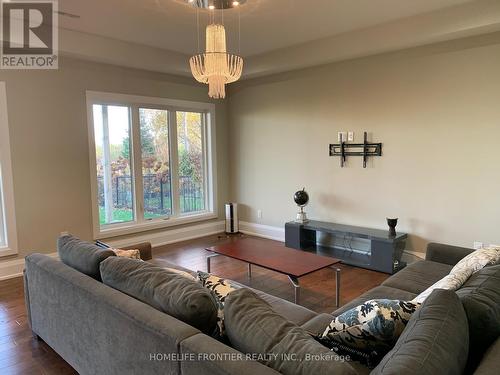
[
  {"left": 187, "top": 0, "right": 244, "bottom": 99},
  {"left": 190, "top": 24, "right": 243, "bottom": 99}
]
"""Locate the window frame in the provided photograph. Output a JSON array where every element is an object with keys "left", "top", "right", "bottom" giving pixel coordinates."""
[
  {"left": 86, "top": 91, "right": 217, "bottom": 239},
  {"left": 0, "top": 81, "right": 18, "bottom": 256}
]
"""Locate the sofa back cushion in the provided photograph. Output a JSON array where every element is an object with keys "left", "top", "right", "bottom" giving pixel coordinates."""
[
  {"left": 100, "top": 257, "right": 218, "bottom": 335},
  {"left": 371, "top": 289, "right": 468, "bottom": 375},
  {"left": 224, "top": 288, "right": 357, "bottom": 375},
  {"left": 456, "top": 264, "right": 500, "bottom": 370},
  {"left": 58, "top": 235, "right": 115, "bottom": 281}
]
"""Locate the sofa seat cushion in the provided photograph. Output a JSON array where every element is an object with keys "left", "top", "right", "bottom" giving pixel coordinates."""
[
  {"left": 381, "top": 260, "right": 452, "bottom": 294},
  {"left": 224, "top": 288, "right": 357, "bottom": 375},
  {"left": 473, "top": 337, "right": 500, "bottom": 375},
  {"left": 100, "top": 257, "right": 218, "bottom": 335},
  {"left": 58, "top": 235, "right": 115, "bottom": 281},
  {"left": 456, "top": 264, "right": 500, "bottom": 371},
  {"left": 371, "top": 289, "right": 469, "bottom": 375},
  {"left": 332, "top": 286, "right": 416, "bottom": 316}
]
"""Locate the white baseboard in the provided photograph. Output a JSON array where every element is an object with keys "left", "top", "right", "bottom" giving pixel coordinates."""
[
  {"left": 0, "top": 252, "right": 58, "bottom": 281},
  {"left": 239, "top": 221, "right": 285, "bottom": 242},
  {"left": 105, "top": 220, "right": 226, "bottom": 249}
]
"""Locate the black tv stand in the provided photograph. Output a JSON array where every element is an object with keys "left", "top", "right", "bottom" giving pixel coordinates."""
[{"left": 285, "top": 220, "right": 407, "bottom": 274}]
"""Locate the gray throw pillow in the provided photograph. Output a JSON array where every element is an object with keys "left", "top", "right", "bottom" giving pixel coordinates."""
[
  {"left": 456, "top": 264, "right": 500, "bottom": 371},
  {"left": 371, "top": 289, "right": 469, "bottom": 375},
  {"left": 224, "top": 288, "right": 357, "bottom": 375},
  {"left": 100, "top": 257, "right": 218, "bottom": 335},
  {"left": 58, "top": 234, "right": 115, "bottom": 281}
]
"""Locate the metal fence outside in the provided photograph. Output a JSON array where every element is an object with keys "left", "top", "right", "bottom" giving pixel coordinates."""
[{"left": 98, "top": 174, "right": 204, "bottom": 214}]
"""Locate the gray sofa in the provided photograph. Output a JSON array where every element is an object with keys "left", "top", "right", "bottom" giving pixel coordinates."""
[{"left": 24, "top": 240, "right": 499, "bottom": 375}]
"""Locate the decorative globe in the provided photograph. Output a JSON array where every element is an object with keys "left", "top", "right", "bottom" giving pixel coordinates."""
[{"left": 294, "top": 188, "right": 309, "bottom": 207}]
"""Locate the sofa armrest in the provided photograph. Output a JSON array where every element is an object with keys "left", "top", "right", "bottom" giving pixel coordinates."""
[
  {"left": 425, "top": 242, "right": 473, "bottom": 266},
  {"left": 121, "top": 242, "right": 152, "bottom": 261}
]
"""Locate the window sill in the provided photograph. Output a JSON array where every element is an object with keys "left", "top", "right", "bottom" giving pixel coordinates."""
[
  {"left": 0, "top": 247, "right": 17, "bottom": 258},
  {"left": 95, "top": 212, "right": 218, "bottom": 240}
]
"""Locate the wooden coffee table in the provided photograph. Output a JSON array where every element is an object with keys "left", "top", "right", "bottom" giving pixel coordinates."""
[{"left": 206, "top": 237, "right": 341, "bottom": 306}]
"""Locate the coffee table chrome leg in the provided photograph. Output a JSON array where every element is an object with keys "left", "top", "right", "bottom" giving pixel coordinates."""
[
  {"left": 335, "top": 268, "right": 341, "bottom": 307},
  {"left": 288, "top": 275, "right": 300, "bottom": 305},
  {"left": 206, "top": 253, "right": 219, "bottom": 273},
  {"left": 248, "top": 263, "right": 252, "bottom": 279}
]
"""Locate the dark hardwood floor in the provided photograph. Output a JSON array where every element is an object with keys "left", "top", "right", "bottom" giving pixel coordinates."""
[{"left": 0, "top": 234, "right": 388, "bottom": 374}]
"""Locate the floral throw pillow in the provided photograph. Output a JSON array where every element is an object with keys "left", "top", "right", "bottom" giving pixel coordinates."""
[
  {"left": 451, "top": 246, "right": 500, "bottom": 274},
  {"left": 319, "top": 299, "right": 420, "bottom": 365},
  {"left": 413, "top": 246, "right": 500, "bottom": 303},
  {"left": 197, "top": 271, "right": 241, "bottom": 338}
]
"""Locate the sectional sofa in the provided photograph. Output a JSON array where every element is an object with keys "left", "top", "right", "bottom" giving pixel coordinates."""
[{"left": 23, "top": 238, "right": 499, "bottom": 374}]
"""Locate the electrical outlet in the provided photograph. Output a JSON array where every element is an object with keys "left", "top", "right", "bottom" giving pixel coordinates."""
[
  {"left": 348, "top": 132, "right": 354, "bottom": 141},
  {"left": 473, "top": 241, "right": 483, "bottom": 250},
  {"left": 257, "top": 209, "right": 262, "bottom": 219},
  {"left": 338, "top": 132, "right": 347, "bottom": 142}
]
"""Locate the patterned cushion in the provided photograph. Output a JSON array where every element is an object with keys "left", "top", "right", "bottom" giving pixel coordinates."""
[
  {"left": 197, "top": 271, "right": 241, "bottom": 338},
  {"left": 111, "top": 248, "right": 141, "bottom": 259},
  {"left": 413, "top": 246, "right": 500, "bottom": 303},
  {"left": 451, "top": 246, "right": 500, "bottom": 274},
  {"left": 319, "top": 299, "right": 421, "bottom": 365}
]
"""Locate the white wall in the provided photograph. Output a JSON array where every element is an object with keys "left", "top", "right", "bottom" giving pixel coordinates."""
[{"left": 228, "top": 32, "right": 500, "bottom": 253}]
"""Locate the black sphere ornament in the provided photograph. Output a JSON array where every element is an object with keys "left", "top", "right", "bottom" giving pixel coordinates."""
[
  {"left": 294, "top": 188, "right": 309, "bottom": 207},
  {"left": 294, "top": 188, "right": 309, "bottom": 223}
]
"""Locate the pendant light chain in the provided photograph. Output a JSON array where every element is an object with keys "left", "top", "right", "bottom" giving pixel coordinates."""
[
  {"left": 238, "top": 6, "right": 241, "bottom": 55},
  {"left": 196, "top": 7, "right": 200, "bottom": 53}
]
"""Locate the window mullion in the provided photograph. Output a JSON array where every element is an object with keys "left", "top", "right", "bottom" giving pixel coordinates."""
[
  {"left": 202, "top": 113, "right": 210, "bottom": 212},
  {"left": 169, "top": 110, "right": 180, "bottom": 218},
  {"left": 131, "top": 105, "right": 144, "bottom": 223}
]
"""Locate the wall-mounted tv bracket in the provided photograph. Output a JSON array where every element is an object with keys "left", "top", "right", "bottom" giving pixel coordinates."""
[{"left": 329, "top": 132, "right": 382, "bottom": 168}]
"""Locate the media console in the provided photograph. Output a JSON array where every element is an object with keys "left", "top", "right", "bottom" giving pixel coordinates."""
[{"left": 285, "top": 220, "right": 407, "bottom": 274}]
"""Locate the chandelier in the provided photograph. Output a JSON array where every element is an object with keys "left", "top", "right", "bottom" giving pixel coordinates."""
[{"left": 188, "top": 0, "right": 245, "bottom": 99}]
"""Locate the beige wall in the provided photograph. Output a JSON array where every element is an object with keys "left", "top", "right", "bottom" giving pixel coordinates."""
[
  {"left": 0, "top": 57, "right": 228, "bottom": 259},
  {"left": 228, "top": 33, "right": 500, "bottom": 253}
]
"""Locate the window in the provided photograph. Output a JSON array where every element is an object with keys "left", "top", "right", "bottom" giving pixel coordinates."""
[
  {"left": 87, "top": 92, "right": 216, "bottom": 237},
  {"left": 0, "top": 82, "right": 18, "bottom": 256},
  {"left": 0, "top": 182, "right": 5, "bottom": 248}
]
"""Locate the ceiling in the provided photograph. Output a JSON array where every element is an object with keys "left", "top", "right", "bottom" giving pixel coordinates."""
[
  {"left": 54, "top": 0, "right": 500, "bottom": 78},
  {"left": 59, "top": 0, "right": 475, "bottom": 57}
]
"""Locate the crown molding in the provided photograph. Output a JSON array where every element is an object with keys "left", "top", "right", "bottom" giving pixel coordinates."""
[{"left": 58, "top": 28, "right": 193, "bottom": 77}]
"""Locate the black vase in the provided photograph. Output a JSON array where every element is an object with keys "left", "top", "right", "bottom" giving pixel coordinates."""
[{"left": 387, "top": 218, "right": 398, "bottom": 237}]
